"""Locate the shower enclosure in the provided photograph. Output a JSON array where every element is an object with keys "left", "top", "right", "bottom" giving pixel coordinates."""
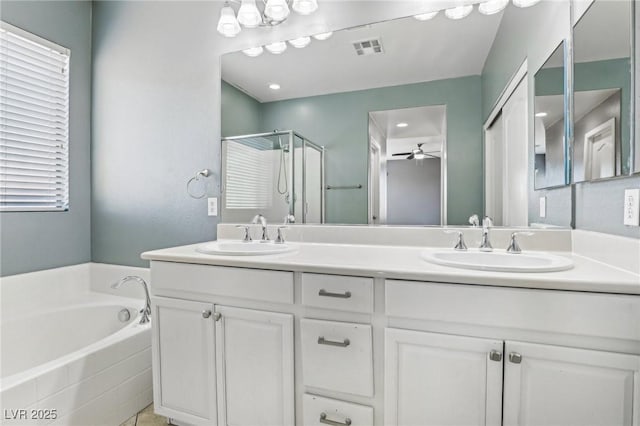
[{"left": 221, "top": 130, "right": 325, "bottom": 224}]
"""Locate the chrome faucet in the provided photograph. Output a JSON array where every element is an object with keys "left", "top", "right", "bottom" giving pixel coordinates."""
[
  {"left": 468, "top": 214, "right": 480, "bottom": 227},
  {"left": 111, "top": 276, "right": 151, "bottom": 324},
  {"left": 284, "top": 214, "right": 295, "bottom": 224},
  {"left": 251, "top": 214, "right": 270, "bottom": 242},
  {"left": 444, "top": 230, "right": 468, "bottom": 251},
  {"left": 479, "top": 216, "right": 493, "bottom": 252},
  {"left": 506, "top": 231, "right": 534, "bottom": 254}
]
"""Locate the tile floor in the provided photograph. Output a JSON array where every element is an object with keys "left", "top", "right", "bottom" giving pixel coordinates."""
[{"left": 120, "top": 404, "right": 167, "bottom": 426}]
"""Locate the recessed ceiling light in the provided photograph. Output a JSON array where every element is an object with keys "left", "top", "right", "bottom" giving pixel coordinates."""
[
  {"left": 478, "top": 0, "right": 509, "bottom": 15},
  {"left": 414, "top": 11, "right": 439, "bottom": 21},
  {"left": 445, "top": 4, "right": 474, "bottom": 19},
  {"left": 535, "top": 112, "right": 548, "bottom": 117},
  {"left": 512, "top": 0, "right": 540, "bottom": 7},
  {"left": 242, "top": 46, "right": 264, "bottom": 57},
  {"left": 269, "top": 83, "right": 281, "bottom": 90},
  {"left": 265, "top": 41, "right": 287, "bottom": 54},
  {"left": 396, "top": 122, "right": 409, "bottom": 128},
  {"left": 313, "top": 31, "right": 333, "bottom": 41},
  {"left": 289, "top": 36, "right": 311, "bottom": 48}
]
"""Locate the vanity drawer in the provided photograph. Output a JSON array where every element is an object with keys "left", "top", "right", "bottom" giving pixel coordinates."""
[
  {"left": 385, "top": 280, "right": 640, "bottom": 341},
  {"left": 150, "top": 261, "right": 294, "bottom": 304},
  {"left": 303, "top": 394, "right": 373, "bottom": 426},
  {"left": 302, "top": 273, "right": 374, "bottom": 313},
  {"left": 301, "top": 318, "right": 374, "bottom": 397}
]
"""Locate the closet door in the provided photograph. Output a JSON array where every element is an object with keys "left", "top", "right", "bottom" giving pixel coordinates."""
[
  {"left": 384, "top": 328, "right": 504, "bottom": 426},
  {"left": 503, "top": 341, "right": 640, "bottom": 426}
]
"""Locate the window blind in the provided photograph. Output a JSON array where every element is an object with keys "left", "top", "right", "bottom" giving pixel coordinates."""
[
  {"left": 0, "top": 22, "right": 70, "bottom": 212},
  {"left": 224, "top": 140, "right": 273, "bottom": 209}
]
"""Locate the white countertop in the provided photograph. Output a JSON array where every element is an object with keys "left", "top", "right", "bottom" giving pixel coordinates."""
[{"left": 141, "top": 240, "right": 640, "bottom": 295}]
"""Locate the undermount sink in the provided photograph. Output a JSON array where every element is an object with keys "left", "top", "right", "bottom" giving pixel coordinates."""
[
  {"left": 196, "top": 241, "right": 296, "bottom": 256},
  {"left": 421, "top": 249, "right": 574, "bottom": 273}
]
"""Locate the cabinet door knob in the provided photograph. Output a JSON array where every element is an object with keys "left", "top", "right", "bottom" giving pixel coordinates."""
[
  {"left": 509, "top": 352, "right": 523, "bottom": 364},
  {"left": 489, "top": 350, "right": 502, "bottom": 362},
  {"left": 320, "top": 413, "right": 352, "bottom": 426},
  {"left": 202, "top": 310, "right": 212, "bottom": 319},
  {"left": 214, "top": 312, "right": 222, "bottom": 321}
]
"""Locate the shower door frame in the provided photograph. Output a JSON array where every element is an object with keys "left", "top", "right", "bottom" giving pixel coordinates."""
[{"left": 221, "top": 130, "right": 325, "bottom": 224}]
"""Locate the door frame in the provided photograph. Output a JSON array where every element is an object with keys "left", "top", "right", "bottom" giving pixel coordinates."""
[{"left": 583, "top": 117, "right": 616, "bottom": 181}]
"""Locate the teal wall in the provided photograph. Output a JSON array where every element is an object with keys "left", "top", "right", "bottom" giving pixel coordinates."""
[
  {"left": 0, "top": 1, "right": 93, "bottom": 276},
  {"left": 222, "top": 76, "right": 484, "bottom": 225},
  {"left": 221, "top": 81, "right": 262, "bottom": 138}
]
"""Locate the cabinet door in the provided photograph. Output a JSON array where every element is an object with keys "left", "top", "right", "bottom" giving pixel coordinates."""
[
  {"left": 504, "top": 341, "right": 640, "bottom": 426},
  {"left": 215, "top": 306, "right": 294, "bottom": 426},
  {"left": 152, "top": 297, "right": 217, "bottom": 425},
  {"left": 384, "top": 328, "right": 503, "bottom": 426}
]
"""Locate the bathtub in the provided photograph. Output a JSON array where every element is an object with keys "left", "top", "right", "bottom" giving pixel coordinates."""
[{"left": 0, "top": 263, "right": 153, "bottom": 426}]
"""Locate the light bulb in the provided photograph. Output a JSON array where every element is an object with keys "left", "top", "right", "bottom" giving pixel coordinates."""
[
  {"left": 414, "top": 11, "right": 439, "bottom": 21},
  {"left": 292, "top": 0, "right": 318, "bottom": 15},
  {"left": 265, "top": 41, "right": 287, "bottom": 54},
  {"left": 289, "top": 36, "right": 311, "bottom": 48},
  {"left": 414, "top": 153, "right": 426, "bottom": 160},
  {"left": 269, "top": 83, "right": 281, "bottom": 90},
  {"left": 242, "top": 46, "right": 264, "bottom": 57},
  {"left": 237, "top": 0, "right": 262, "bottom": 28},
  {"left": 478, "top": 0, "right": 509, "bottom": 15},
  {"left": 264, "top": 0, "right": 290, "bottom": 21},
  {"left": 512, "top": 0, "right": 540, "bottom": 7},
  {"left": 445, "top": 4, "right": 473, "bottom": 19},
  {"left": 313, "top": 32, "right": 333, "bottom": 41},
  {"left": 217, "top": 5, "right": 241, "bottom": 37}
]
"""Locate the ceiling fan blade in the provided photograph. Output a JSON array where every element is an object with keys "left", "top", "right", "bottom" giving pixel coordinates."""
[
  {"left": 392, "top": 152, "right": 412, "bottom": 156},
  {"left": 407, "top": 153, "right": 415, "bottom": 160}
]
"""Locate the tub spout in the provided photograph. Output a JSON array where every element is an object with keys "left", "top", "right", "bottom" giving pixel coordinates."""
[{"left": 112, "top": 276, "right": 151, "bottom": 324}]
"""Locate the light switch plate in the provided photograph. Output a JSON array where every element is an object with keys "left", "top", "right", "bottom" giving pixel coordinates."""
[
  {"left": 539, "top": 196, "right": 546, "bottom": 218},
  {"left": 623, "top": 189, "right": 640, "bottom": 226},
  {"left": 207, "top": 197, "right": 218, "bottom": 217}
]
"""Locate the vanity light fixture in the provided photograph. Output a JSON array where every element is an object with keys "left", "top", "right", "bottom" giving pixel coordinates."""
[
  {"left": 265, "top": 41, "right": 288, "bottom": 54},
  {"left": 292, "top": 0, "right": 318, "bottom": 15},
  {"left": 242, "top": 46, "right": 264, "bottom": 57},
  {"left": 217, "top": 0, "right": 319, "bottom": 37},
  {"left": 269, "top": 83, "right": 281, "bottom": 90},
  {"left": 535, "top": 112, "right": 548, "bottom": 117},
  {"left": 512, "top": 0, "right": 541, "bottom": 7},
  {"left": 289, "top": 36, "right": 311, "bottom": 48},
  {"left": 313, "top": 31, "right": 333, "bottom": 41},
  {"left": 396, "top": 122, "right": 409, "bottom": 128},
  {"left": 444, "top": 4, "right": 474, "bottom": 20},
  {"left": 414, "top": 11, "right": 439, "bottom": 21},
  {"left": 217, "top": 4, "right": 242, "bottom": 37},
  {"left": 478, "top": 0, "right": 509, "bottom": 15}
]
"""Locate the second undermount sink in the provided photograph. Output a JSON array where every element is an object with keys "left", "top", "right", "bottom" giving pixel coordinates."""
[
  {"left": 196, "top": 241, "right": 296, "bottom": 256},
  {"left": 421, "top": 249, "right": 574, "bottom": 273}
]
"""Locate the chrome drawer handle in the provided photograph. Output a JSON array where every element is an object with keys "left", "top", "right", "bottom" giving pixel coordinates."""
[
  {"left": 318, "top": 289, "right": 352, "bottom": 299},
  {"left": 320, "top": 413, "right": 352, "bottom": 426},
  {"left": 318, "top": 337, "right": 350, "bottom": 347},
  {"left": 509, "top": 352, "right": 522, "bottom": 364}
]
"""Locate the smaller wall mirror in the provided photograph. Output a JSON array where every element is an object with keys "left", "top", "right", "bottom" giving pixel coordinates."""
[
  {"left": 534, "top": 42, "right": 567, "bottom": 189},
  {"left": 573, "top": 0, "right": 633, "bottom": 182}
]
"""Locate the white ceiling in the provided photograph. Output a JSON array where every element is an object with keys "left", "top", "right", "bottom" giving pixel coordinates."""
[
  {"left": 370, "top": 105, "right": 446, "bottom": 160},
  {"left": 574, "top": 0, "right": 631, "bottom": 63},
  {"left": 221, "top": 5, "right": 504, "bottom": 102}
]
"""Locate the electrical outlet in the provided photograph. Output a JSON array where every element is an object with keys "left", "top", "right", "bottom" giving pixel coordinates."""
[
  {"left": 207, "top": 197, "right": 218, "bottom": 217},
  {"left": 539, "top": 196, "right": 546, "bottom": 218},
  {"left": 623, "top": 189, "right": 640, "bottom": 226}
]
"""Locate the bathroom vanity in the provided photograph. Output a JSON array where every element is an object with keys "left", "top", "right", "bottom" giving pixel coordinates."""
[{"left": 142, "top": 227, "right": 640, "bottom": 426}]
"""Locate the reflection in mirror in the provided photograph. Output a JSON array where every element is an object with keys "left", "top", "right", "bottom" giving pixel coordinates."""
[
  {"left": 534, "top": 42, "right": 566, "bottom": 189},
  {"left": 220, "top": 2, "right": 571, "bottom": 226},
  {"left": 573, "top": 0, "right": 632, "bottom": 182}
]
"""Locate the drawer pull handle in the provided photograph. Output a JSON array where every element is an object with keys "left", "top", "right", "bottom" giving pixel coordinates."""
[
  {"left": 319, "top": 289, "right": 352, "bottom": 299},
  {"left": 318, "top": 337, "right": 350, "bottom": 347},
  {"left": 320, "top": 413, "right": 352, "bottom": 426}
]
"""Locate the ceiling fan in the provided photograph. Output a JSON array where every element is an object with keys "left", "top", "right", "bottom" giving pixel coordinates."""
[{"left": 392, "top": 143, "right": 439, "bottom": 160}]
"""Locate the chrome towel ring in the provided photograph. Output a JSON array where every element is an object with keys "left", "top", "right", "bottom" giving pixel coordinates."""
[{"left": 187, "top": 169, "right": 211, "bottom": 199}]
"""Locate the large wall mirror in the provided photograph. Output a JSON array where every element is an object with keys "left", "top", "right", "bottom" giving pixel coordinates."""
[
  {"left": 220, "top": 1, "right": 573, "bottom": 226},
  {"left": 572, "top": 0, "right": 634, "bottom": 182}
]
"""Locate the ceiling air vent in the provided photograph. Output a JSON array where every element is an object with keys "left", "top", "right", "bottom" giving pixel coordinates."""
[{"left": 352, "top": 38, "right": 384, "bottom": 56}]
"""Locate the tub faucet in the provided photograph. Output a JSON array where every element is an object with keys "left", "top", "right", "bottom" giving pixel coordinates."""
[
  {"left": 111, "top": 276, "right": 151, "bottom": 324},
  {"left": 479, "top": 216, "right": 493, "bottom": 252},
  {"left": 252, "top": 214, "right": 270, "bottom": 242}
]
